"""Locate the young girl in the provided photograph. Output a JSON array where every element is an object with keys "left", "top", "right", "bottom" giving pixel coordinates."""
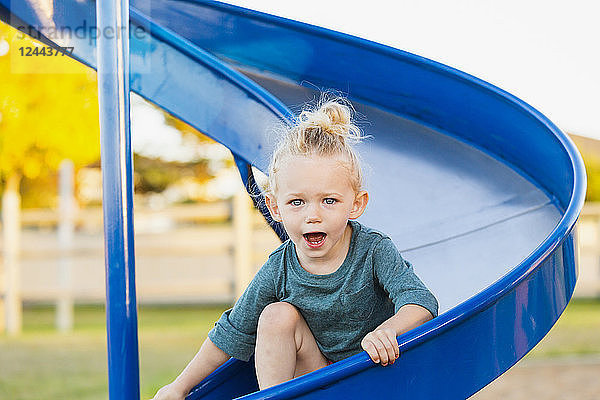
[{"left": 152, "top": 95, "right": 438, "bottom": 399}]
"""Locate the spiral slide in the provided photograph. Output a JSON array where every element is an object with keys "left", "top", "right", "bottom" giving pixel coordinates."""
[{"left": 0, "top": 1, "right": 586, "bottom": 398}]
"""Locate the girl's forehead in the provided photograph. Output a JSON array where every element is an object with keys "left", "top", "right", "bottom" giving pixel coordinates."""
[
  {"left": 283, "top": 153, "right": 349, "bottom": 168},
  {"left": 275, "top": 155, "right": 354, "bottom": 193}
]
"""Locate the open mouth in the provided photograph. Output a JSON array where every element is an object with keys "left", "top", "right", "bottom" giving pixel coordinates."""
[{"left": 303, "top": 232, "right": 327, "bottom": 248}]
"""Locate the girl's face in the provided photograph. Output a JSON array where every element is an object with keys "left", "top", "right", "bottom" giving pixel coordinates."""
[{"left": 266, "top": 154, "right": 368, "bottom": 268}]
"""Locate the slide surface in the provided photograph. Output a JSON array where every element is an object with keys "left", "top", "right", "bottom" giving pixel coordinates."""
[{"left": 0, "top": 1, "right": 585, "bottom": 398}]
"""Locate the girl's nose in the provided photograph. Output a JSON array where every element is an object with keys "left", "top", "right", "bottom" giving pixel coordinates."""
[
  {"left": 305, "top": 205, "right": 321, "bottom": 223},
  {"left": 305, "top": 214, "right": 321, "bottom": 223}
]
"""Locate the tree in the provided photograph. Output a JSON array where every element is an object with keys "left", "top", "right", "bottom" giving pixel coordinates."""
[
  {"left": 0, "top": 21, "right": 100, "bottom": 334},
  {"left": 133, "top": 153, "right": 212, "bottom": 194}
]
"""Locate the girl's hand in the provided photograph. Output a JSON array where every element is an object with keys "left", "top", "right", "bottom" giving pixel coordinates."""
[
  {"left": 151, "top": 382, "right": 187, "bottom": 400},
  {"left": 360, "top": 328, "right": 399, "bottom": 366}
]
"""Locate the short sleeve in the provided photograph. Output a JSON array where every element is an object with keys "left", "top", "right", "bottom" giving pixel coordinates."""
[
  {"left": 373, "top": 238, "right": 438, "bottom": 318},
  {"left": 208, "top": 262, "right": 278, "bottom": 361}
]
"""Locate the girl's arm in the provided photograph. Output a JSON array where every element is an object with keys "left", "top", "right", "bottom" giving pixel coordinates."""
[
  {"left": 361, "top": 304, "right": 433, "bottom": 366},
  {"left": 378, "top": 303, "right": 434, "bottom": 333},
  {"left": 151, "top": 337, "right": 230, "bottom": 400},
  {"left": 364, "top": 238, "right": 438, "bottom": 367}
]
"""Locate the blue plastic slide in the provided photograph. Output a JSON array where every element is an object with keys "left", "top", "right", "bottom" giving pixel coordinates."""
[{"left": 0, "top": 1, "right": 585, "bottom": 398}]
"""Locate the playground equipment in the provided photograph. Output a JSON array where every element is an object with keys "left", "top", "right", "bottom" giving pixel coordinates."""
[{"left": 0, "top": 1, "right": 586, "bottom": 399}]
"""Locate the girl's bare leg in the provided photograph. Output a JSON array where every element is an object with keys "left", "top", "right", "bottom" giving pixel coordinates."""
[{"left": 255, "top": 302, "right": 329, "bottom": 390}]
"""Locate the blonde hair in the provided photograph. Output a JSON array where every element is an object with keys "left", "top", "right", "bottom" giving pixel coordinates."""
[{"left": 265, "top": 94, "right": 366, "bottom": 195}]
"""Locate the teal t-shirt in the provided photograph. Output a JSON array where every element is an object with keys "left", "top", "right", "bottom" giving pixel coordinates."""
[{"left": 208, "top": 220, "right": 438, "bottom": 362}]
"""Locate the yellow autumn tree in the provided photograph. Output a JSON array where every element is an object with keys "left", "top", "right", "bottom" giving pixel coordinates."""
[
  {"left": 0, "top": 21, "right": 100, "bottom": 191},
  {"left": 0, "top": 21, "right": 100, "bottom": 334}
]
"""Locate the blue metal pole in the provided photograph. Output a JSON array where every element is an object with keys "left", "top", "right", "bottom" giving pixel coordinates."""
[{"left": 96, "top": 0, "right": 140, "bottom": 399}]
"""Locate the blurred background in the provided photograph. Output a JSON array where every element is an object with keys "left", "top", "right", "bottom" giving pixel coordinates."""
[{"left": 1, "top": 1, "right": 599, "bottom": 399}]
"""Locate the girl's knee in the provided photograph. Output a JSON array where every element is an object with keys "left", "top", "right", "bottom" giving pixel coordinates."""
[{"left": 257, "top": 302, "right": 300, "bottom": 333}]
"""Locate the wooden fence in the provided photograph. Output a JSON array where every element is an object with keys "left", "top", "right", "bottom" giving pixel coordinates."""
[
  {"left": 575, "top": 203, "right": 600, "bottom": 297},
  {"left": 6, "top": 193, "right": 280, "bottom": 308}
]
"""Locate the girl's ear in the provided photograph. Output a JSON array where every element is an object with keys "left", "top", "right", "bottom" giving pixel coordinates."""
[
  {"left": 349, "top": 190, "right": 369, "bottom": 219},
  {"left": 265, "top": 194, "right": 282, "bottom": 222}
]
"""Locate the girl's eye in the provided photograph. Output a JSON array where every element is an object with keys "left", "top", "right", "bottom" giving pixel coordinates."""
[
  {"left": 290, "top": 199, "right": 303, "bottom": 206},
  {"left": 324, "top": 198, "right": 336, "bottom": 205}
]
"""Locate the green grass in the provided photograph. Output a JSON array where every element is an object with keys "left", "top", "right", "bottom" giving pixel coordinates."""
[
  {"left": 0, "top": 300, "right": 598, "bottom": 399},
  {"left": 527, "top": 299, "right": 600, "bottom": 358},
  {"left": 0, "top": 304, "right": 227, "bottom": 400}
]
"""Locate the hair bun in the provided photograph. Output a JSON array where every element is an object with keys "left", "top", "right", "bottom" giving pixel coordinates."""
[{"left": 297, "top": 96, "right": 364, "bottom": 146}]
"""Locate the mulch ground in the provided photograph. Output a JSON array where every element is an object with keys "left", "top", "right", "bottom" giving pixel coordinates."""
[{"left": 472, "top": 355, "right": 600, "bottom": 400}]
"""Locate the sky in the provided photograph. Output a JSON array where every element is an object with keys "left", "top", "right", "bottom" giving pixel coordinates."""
[
  {"left": 133, "top": 0, "right": 600, "bottom": 160},
  {"left": 225, "top": 0, "right": 600, "bottom": 139}
]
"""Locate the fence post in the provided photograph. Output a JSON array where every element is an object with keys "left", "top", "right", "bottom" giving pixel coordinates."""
[
  {"left": 56, "top": 159, "right": 75, "bottom": 332},
  {"left": 2, "top": 173, "right": 22, "bottom": 335},
  {"left": 233, "top": 188, "right": 253, "bottom": 299}
]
